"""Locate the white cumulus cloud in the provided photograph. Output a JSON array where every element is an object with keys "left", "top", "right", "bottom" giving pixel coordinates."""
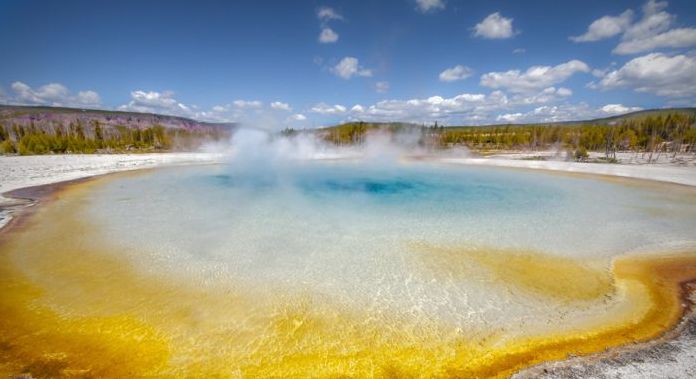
[
  {"left": 331, "top": 57, "right": 373, "bottom": 79},
  {"left": 616, "top": 27, "right": 696, "bottom": 54},
  {"left": 233, "top": 100, "right": 263, "bottom": 108},
  {"left": 8, "top": 81, "right": 101, "bottom": 107},
  {"left": 288, "top": 113, "right": 307, "bottom": 121},
  {"left": 512, "top": 87, "right": 573, "bottom": 104},
  {"left": 319, "top": 28, "right": 339, "bottom": 43},
  {"left": 310, "top": 103, "right": 348, "bottom": 114},
  {"left": 487, "top": 103, "right": 644, "bottom": 124},
  {"left": 496, "top": 113, "right": 524, "bottom": 123},
  {"left": 439, "top": 65, "right": 474, "bottom": 82},
  {"left": 316, "top": 6, "right": 342, "bottom": 46},
  {"left": 556, "top": 87, "right": 573, "bottom": 97},
  {"left": 571, "top": 1, "right": 696, "bottom": 54},
  {"left": 12, "top": 82, "right": 67, "bottom": 103},
  {"left": 480, "top": 60, "right": 590, "bottom": 93},
  {"left": 473, "top": 12, "right": 516, "bottom": 39},
  {"left": 119, "top": 90, "right": 190, "bottom": 114},
  {"left": 304, "top": 84, "right": 631, "bottom": 125},
  {"left": 615, "top": 0, "right": 696, "bottom": 54},
  {"left": 571, "top": 10, "right": 634, "bottom": 42},
  {"left": 597, "top": 52, "right": 696, "bottom": 97},
  {"left": 331, "top": 87, "right": 579, "bottom": 125},
  {"left": 119, "top": 90, "right": 241, "bottom": 123},
  {"left": 600, "top": 104, "right": 643, "bottom": 114},
  {"left": 270, "top": 101, "right": 292, "bottom": 111}
]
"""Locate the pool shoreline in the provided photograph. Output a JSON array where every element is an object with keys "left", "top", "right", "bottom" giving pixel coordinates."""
[{"left": 1, "top": 161, "right": 696, "bottom": 377}]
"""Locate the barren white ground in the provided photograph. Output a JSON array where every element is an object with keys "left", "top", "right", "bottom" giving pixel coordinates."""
[
  {"left": 0, "top": 153, "right": 224, "bottom": 201},
  {"left": 441, "top": 157, "right": 696, "bottom": 186}
]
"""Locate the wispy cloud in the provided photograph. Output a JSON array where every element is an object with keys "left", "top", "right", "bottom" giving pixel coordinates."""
[
  {"left": 439, "top": 65, "right": 473, "bottom": 82},
  {"left": 375, "top": 81, "right": 390, "bottom": 93},
  {"left": 415, "top": 0, "right": 445, "bottom": 13},
  {"left": 317, "top": 6, "right": 343, "bottom": 23},
  {"left": 232, "top": 99, "right": 263, "bottom": 108},
  {"left": 6, "top": 81, "right": 101, "bottom": 108},
  {"left": 271, "top": 101, "right": 292, "bottom": 111},
  {"left": 316, "top": 6, "right": 343, "bottom": 44},
  {"left": 571, "top": 0, "right": 696, "bottom": 55}
]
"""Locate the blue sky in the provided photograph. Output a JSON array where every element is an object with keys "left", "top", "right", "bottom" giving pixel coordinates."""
[{"left": 1, "top": 0, "right": 695, "bottom": 127}]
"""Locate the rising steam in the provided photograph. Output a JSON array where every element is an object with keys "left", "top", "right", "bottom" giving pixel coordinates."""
[{"left": 201, "top": 126, "right": 470, "bottom": 167}]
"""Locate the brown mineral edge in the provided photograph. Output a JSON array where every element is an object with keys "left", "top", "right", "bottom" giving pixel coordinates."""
[
  {"left": 0, "top": 177, "right": 98, "bottom": 234},
  {"left": 514, "top": 280, "right": 696, "bottom": 378}
]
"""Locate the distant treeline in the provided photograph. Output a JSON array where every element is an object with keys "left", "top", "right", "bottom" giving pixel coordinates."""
[
  {"left": 316, "top": 122, "right": 415, "bottom": 145},
  {"left": 315, "top": 113, "right": 696, "bottom": 159},
  {"left": 0, "top": 121, "right": 228, "bottom": 155},
  {"left": 438, "top": 113, "right": 696, "bottom": 153}
]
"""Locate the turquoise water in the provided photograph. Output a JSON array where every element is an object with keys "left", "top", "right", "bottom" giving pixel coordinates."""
[
  {"left": 92, "top": 161, "right": 695, "bottom": 256},
  {"left": 79, "top": 161, "right": 696, "bottom": 330}
]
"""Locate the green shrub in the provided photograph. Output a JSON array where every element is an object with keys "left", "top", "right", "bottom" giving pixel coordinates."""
[
  {"left": 0, "top": 140, "right": 16, "bottom": 154},
  {"left": 574, "top": 147, "right": 589, "bottom": 161}
]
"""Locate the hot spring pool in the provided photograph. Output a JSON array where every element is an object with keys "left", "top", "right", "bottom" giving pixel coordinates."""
[{"left": 2, "top": 161, "right": 696, "bottom": 377}]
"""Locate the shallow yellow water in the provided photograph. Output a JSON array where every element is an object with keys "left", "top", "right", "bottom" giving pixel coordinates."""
[
  {"left": 412, "top": 243, "right": 613, "bottom": 302},
  {"left": 1, "top": 175, "right": 695, "bottom": 378}
]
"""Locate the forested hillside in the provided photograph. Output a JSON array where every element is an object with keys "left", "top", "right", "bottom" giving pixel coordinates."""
[
  {"left": 0, "top": 105, "right": 234, "bottom": 154},
  {"left": 315, "top": 109, "right": 696, "bottom": 161}
]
